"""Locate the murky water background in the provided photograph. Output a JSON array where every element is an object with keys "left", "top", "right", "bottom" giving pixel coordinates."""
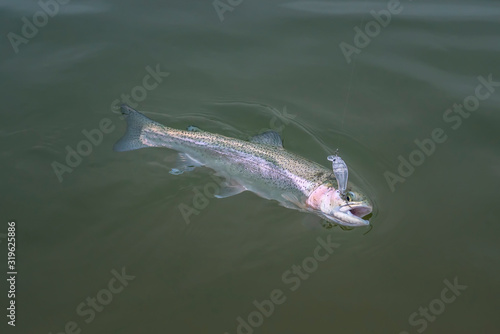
[{"left": 1, "top": 0, "right": 499, "bottom": 333}]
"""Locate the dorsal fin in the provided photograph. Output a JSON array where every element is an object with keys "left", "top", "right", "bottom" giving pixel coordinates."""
[
  {"left": 187, "top": 125, "right": 202, "bottom": 132},
  {"left": 250, "top": 131, "right": 283, "bottom": 148}
]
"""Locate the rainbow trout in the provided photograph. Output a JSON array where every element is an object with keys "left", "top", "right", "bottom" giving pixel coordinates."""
[{"left": 114, "top": 105, "right": 372, "bottom": 227}]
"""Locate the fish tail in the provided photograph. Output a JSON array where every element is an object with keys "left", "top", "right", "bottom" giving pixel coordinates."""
[{"left": 113, "top": 104, "right": 166, "bottom": 152}]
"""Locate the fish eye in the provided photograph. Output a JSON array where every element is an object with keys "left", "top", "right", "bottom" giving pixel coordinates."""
[{"left": 346, "top": 191, "right": 356, "bottom": 202}]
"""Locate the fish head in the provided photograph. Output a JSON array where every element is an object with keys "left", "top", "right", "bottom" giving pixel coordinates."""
[{"left": 306, "top": 184, "right": 372, "bottom": 227}]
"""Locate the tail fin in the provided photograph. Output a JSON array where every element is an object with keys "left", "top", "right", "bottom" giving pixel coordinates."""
[{"left": 113, "top": 104, "right": 162, "bottom": 152}]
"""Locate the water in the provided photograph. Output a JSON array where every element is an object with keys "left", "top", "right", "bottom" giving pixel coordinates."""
[{"left": 1, "top": 0, "right": 499, "bottom": 333}]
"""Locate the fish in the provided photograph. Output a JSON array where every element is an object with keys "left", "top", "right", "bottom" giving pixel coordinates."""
[{"left": 113, "top": 104, "right": 373, "bottom": 227}]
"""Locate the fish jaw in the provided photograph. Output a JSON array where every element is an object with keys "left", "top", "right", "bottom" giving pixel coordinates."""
[{"left": 306, "top": 184, "right": 372, "bottom": 227}]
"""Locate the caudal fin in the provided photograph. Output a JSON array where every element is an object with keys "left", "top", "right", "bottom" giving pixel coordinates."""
[{"left": 113, "top": 104, "right": 162, "bottom": 152}]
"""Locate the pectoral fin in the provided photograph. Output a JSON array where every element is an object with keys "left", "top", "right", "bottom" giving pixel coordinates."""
[{"left": 169, "top": 153, "right": 202, "bottom": 175}]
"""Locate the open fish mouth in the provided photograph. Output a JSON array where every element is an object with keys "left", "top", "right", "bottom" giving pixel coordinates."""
[
  {"left": 343, "top": 204, "right": 372, "bottom": 218},
  {"left": 325, "top": 202, "right": 372, "bottom": 227}
]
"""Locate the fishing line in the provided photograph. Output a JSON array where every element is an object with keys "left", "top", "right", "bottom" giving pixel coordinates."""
[
  {"left": 338, "top": 6, "right": 369, "bottom": 149},
  {"left": 339, "top": 60, "right": 357, "bottom": 148}
]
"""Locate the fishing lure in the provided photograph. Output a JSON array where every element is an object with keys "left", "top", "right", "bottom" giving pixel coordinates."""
[{"left": 327, "top": 151, "right": 348, "bottom": 197}]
